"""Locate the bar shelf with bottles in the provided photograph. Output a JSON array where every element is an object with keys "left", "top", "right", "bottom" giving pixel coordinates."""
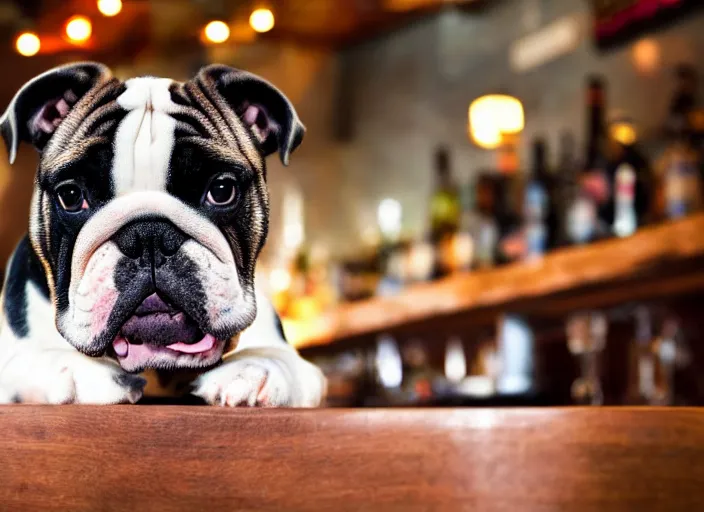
[
  {"left": 286, "top": 65, "right": 704, "bottom": 351},
  {"left": 286, "top": 212, "right": 704, "bottom": 351},
  {"left": 279, "top": 66, "right": 704, "bottom": 407}
]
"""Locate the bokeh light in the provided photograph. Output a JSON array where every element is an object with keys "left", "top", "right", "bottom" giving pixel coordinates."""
[
  {"left": 250, "top": 8, "right": 275, "bottom": 33},
  {"left": 65, "top": 16, "right": 92, "bottom": 43},
  {"left": 204, "top": 21, "right": 230, "bottom": 44},
  {"left": 469, "top": 95, "right": 524, "bottom": 149},
  {"left": 97, "top": 0, "right": 123, "bottom": 17},
  {"left": 15, "top": 33, "right": 40, "bottom": 57}
]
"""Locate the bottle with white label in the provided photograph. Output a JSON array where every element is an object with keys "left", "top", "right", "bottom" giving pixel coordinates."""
[{"left": 612, "top": 163, "right": 637, "bottom": 238}]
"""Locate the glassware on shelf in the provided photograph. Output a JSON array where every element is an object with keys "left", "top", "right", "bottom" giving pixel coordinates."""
[
  {"left": 651, "top": 315, "right": 691, "bottom": 406},
  {"left": 375, "top": 334, "right": 403, "bottom": 391},
  {"left": 566, "top": 311, "right": 608, "bottom": 405},
  {"left": 496, "top": 314, "right": 535, "bottom": 396},
  {"left": 444, "top": 337, "right": 467, "bottom": 385},
  {"left": 628, "top": 306, "right": 656, "bottom": 405}
]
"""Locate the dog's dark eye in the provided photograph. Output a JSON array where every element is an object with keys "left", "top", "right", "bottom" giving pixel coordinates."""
[
  {"left": 56, "top": 183, "right": 87, "bottom": 213},
  {"left": 206, "top": 176, "right": 237, "bottom": 207}
]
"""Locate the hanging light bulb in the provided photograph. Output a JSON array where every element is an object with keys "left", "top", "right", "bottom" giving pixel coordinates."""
[
  {"left": 204, "top": 21, "right": 230, "bottom": 44},
  {"left": 97, "top": 0, "right": 123, "bottom": 17},
  {"left": 469, "top": 94, "right": 525, "bottom": 149},
  {"left": 15, "top": 32, "right": 41, "bottom": 57},
  {"left": 250, "top": 8, "right": 275, "bottom": 33},
  {"left": 65, "top": 16, "right": 92, "bottom": 43}
]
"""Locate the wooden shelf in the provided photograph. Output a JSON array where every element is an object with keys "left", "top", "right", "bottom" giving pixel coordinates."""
[
  {"left": 2, "top": 407, "right": 704, "bottom": 511},
  {"left": 287, "top": 214, "right": 704, "bottom": 350}
]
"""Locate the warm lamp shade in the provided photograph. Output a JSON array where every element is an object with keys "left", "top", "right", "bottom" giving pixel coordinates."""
[{"left": 469, "top": 94, "right": 525, "bottom": 149}]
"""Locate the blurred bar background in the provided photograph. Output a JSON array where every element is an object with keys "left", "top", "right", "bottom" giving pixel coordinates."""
[{"left": 1, "top": 0, "right": 704, "bottom": 407}]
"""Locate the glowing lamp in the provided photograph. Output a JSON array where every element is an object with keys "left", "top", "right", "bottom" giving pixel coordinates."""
[
  {"left": 250, "top": 8, "right": 275, "bottom": 33},
  {"left": 97, "top": 0, "right": 122, "bottom": 17},
  {"left": 65, "top": 16, "right": 92, "bottom": 43},
  {"left": 611, "top": 121, "right": 637, "bottom": 146},
  {"left": 15, "top": 33, "right": 40, "bottom": 57},
  {"left": 204, "top": 21, "right": 230, "bottom": 44},
  {"left": 469, "top": 94, "right": 524, "bottom": 149}
]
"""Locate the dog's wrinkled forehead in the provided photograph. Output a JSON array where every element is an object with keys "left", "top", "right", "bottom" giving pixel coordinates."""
[{"left": 0, "top": 62, "right": 304, "bottom": 172}]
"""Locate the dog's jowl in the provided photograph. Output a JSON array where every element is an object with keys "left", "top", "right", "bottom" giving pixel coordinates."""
[{"left": 0, "top": 62, "right": 325, "bottom": 406}]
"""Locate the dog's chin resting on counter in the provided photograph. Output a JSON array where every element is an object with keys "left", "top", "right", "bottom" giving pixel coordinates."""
[{"left": 0, "top": 62, "right": 325, "bottom": 406}]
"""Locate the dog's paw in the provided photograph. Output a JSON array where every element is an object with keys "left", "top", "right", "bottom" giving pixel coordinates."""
[
  {"left": 9, "top": 351, "right": 146, "bottom": 404},
  {"left": 193, "top": 348, "right": 326, "bottom": 408}
]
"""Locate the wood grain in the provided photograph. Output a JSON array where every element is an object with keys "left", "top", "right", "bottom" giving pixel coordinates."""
[
  {"left": 287, "top": 214, "right": 704, "bottom": 350},
  {"left": 0, "top": 407, "right": 703, "bottom": 511}
]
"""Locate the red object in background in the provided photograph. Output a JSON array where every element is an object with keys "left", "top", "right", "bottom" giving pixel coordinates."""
[
  {"left": 414, "top": 379, "right": 433, "bottom": 400},
  {"left": 591, "top": 0, "right": 697, "bottom": 49}
]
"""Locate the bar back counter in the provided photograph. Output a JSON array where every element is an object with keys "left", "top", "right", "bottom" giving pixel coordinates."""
[{"left": 1, "top": 407, "right": 702, "bottom": 511}]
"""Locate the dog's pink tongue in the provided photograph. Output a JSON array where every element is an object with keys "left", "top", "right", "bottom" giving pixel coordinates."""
[{"left": 167, "top": 334, "right": 216, "bottom": 354}]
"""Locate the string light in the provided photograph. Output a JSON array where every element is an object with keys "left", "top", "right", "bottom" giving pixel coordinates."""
[
  {"left": 204, "top": 21, "right": 230, "bottom": 44},
  {"left": 97, "top": 0, "right": 123, "bottom": 17},
  {"left": 65, "top": 16, "right": 92, "bottom": 43},
  {"left": 249, "top": 8, "right": 275, "bottom": 33},
  {"left": 15, "top": 32, "right": 41, "bottom": 57}
]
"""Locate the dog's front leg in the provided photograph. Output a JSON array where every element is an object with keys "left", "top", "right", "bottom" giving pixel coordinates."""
[
  {"left": 192, "top": 294, "right": 326, "bottom": 407},
  {"left": 0, "top": 344, "right": 146, "bottom": 404},
  {"left": 193, "top": 346, "right": 326, "bottom": 407}
]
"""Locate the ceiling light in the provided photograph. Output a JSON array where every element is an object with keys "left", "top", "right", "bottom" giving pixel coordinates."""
[
  {"left": 65, "top": 16, "right": 92, "bottom": 43},
  {"left": 15, "top": 32, "right": 40, "bottom": 57},
  {"left": 204, "top": 20, "right": 230, "bottom": 44},
  {"left": 249, "top": 8, "right": 275, "bottom": 33},
  {"left": 97, "top": 0, "right": 122, "bottom": 17}
]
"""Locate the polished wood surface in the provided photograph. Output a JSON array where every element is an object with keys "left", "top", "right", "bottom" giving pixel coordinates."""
[
  {"left": 287, "top": 214, "right": 704, "bottom": 350},
  {"left": 1, "top": 407, "right": 703, "bottom": 511}
]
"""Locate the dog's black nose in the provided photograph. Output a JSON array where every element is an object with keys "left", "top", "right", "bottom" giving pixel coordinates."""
[{"left": 112, "top": 220, "right": 189, "bottom": 267}]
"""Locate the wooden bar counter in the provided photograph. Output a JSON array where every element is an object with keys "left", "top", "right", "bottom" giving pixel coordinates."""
[{"left": 0, "top": 407, "right": 702, "bottom": 511}]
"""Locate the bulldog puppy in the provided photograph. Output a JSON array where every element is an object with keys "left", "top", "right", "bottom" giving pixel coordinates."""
[{"left": 0, "top": 62, "right": 325, "bottom": 406}]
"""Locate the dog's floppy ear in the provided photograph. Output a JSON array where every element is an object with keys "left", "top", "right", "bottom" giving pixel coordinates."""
[
  {"left": 197, "top": 65, "right": 305, "bottom": 166},
  {"left": 0, "top": 62, "right": 111, "bottom": 164}
]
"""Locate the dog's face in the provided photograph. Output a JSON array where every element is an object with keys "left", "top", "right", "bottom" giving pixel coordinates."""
[{"left": 0, "top": 63, "right": 304, "bottom": 372}]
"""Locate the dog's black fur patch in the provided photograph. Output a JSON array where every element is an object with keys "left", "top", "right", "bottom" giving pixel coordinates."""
[
  {"left": 274, "top": 312, "right": 287, "bottom": 342},
  {"left": 113, "top": 373, "right": 147, "bottom": 392},
  {"left": 3, "top": 237, "right": 50, "bottom": 338}
]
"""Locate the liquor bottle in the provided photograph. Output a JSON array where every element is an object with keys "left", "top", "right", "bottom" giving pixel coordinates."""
[
  {"left": 473, "top": 174, "right": 499, "bottom": 269},
  {"left": 523, "top": 138, "right": 552, "bottom": 259},
  {"left": 608, "top": 126, "right": 653, "bottom": 234},
  {"left": 655, "top": 65, "right": 704, "bottom": 220},
  {"left": 429, "top": 146, "right": 461, "bottom": 278},
  {"left": 612, "top": 162, "right": 637, "bottom": 237},
  {"left": 567, "top": 76, "right": 610, "bottom": 244},
  {"left": 556, "top": 131, "right": 579, "bottom": 247}
]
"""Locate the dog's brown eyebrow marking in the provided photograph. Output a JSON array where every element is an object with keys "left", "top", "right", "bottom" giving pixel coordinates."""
[{"left": 42, "top": 79, "right": 125, "bottom": 173}]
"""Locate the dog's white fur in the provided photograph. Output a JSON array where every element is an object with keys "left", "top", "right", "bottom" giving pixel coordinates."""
[{"left": 113, "top": 78, "right": 176, "bottom": 195}]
